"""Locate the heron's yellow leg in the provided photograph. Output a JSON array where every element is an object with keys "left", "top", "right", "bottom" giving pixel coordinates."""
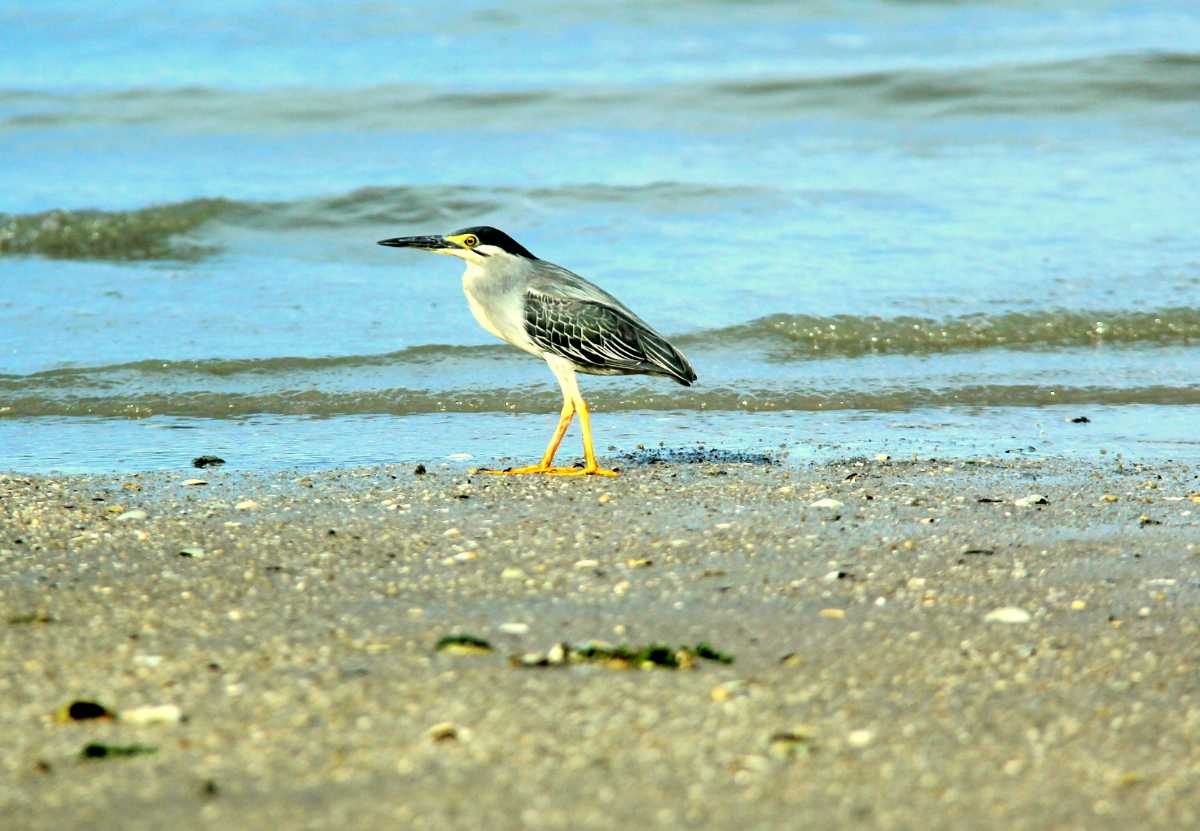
[
  {"left": 544, "top": 396, "right": 618, "bottom": 477},
  {"left": 481, "top": 400, "right": 580, "bottom": 475}
]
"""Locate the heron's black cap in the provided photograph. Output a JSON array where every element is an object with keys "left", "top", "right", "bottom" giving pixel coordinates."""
[{"left": 450, "top": 226, "right": 538, "bottom": 260}]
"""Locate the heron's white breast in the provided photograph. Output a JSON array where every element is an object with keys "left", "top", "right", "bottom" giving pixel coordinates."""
[{"left": 460, "top": 258, "right": 540, "bottom": 357}]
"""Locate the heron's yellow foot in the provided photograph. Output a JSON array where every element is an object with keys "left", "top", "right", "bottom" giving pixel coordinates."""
[
  {"left": 479, "top": 464, "right": 592, "bottom": 475},
  {"left": 544, "top": 465, "right": 619, "bottom": 477},
  {"left": 479, "top": 464, "right": 547, "bottom": 475}
]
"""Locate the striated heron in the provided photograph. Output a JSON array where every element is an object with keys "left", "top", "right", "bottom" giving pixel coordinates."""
[{"left": 377, "top": 226, "right": 696, "bottom": 476}]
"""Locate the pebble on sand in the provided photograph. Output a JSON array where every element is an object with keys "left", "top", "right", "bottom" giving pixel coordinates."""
[
  {"left": 984, "top": 607, "right": 1032, "bottom": 624},
  {"left": 810, "top": 498, "right": 844, "bottom": 509},
  {"left": 56, "top": 701, "right": 114, "bottom": 722},
  {"left": 711, "top": 680, "right": 748, "bottom": 703},
  {"left": 435, "top": 634, "right": 493, "bottom": 655},
  {"left": 121, "top": 704, "right": 183, "bottom": 726},
  {"left": 1014, "top": 494, "right": 1049, "bottom": 507},
  {"left": 427, "top": 722, "right": 462, "bottom": 743},
  {"left": 847, "top": 729, "right": 874, "bottom": 748},
  {"left": 115, "top": 509, "right": 148, "bottom": 522}
]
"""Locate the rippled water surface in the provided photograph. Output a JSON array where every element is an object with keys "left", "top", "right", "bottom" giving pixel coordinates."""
[{"left": 2, "top": 1, "right": 1198, "bottom": 471}]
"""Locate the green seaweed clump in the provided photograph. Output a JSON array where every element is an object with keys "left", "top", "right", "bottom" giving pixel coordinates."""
[
  {"left": 517, "top": 640, "right": 735, "bottom": 670},
  {"left": 694, "top": 642, "right": 735, "bottom": 664},
  {"left": 81, "top": 742, "right": 157, "bottom": 760}
]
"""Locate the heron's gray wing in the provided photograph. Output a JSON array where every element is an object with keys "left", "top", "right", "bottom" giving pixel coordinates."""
[{"left": 524, "top": 290, "right": 696, "bottom": 385}]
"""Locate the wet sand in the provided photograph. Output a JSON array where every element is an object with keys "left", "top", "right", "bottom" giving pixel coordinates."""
[{"left": 2, "top": 456, "right": 1199, "bottom": 830}]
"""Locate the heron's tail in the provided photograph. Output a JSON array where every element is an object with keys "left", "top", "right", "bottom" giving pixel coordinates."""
[{"left": 639, "top": 330, "right": 697, "bottom": 387}]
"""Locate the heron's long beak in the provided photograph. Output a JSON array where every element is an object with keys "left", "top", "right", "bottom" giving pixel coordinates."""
[{"left": 377, "top": 235, "right": 457, "bottom": 252}]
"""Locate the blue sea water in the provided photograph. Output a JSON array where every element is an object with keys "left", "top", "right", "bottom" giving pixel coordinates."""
[{"left": 1, "top": 1, "right": 1198, "bottom": 471}]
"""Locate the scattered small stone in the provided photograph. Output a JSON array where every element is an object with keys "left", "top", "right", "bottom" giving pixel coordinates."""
[
  {"left": 778, "top": 653, "right": 803, "bottom": 668},
  {"left": 114, "top": 509, "right": 148, "bottom": 522},
  {"left": 984, "top": 607, "right": 1032, "bottom": 624},
  {"left": 192, "top": 456, "right": 225, "bottom": 468},
  {"left": 413, "top": 464, "right": 426, "bottom": 475},
  {"left": 1138, "top": 515, "right": 1161, "bottom": 526},
  {"left": 1014, "top": 494, "right": 1049, "bottom": 507},
  {"left": 1102, "top": 494, "right": 1119, "bottom": 502},
  {"left": 7, "top": 610, "right": 54, "bottom": 625},
  {"left": 711, "top": 680, "right": 748, "bottom": 703},
  {"left": 810, "top": 498, "right": 844, "bottom": 509},
  {"left": 500, "top": 567, "right": 526, "bottom": 580},
  {"left": 234, "top": 500, "right": 257, "bottom": 511},
  {"left": 435, "top": 634, "right": 493, "bottom": 655},
  {"left": 56, "top": 701, "right": 114, "bottom": 722},
  {"left": 818, "top": 608, "right": 846, "bottom": 620},
  {"left": 977, "top": 497, "right": 1003, "bottom": 504},
  {"left": 1070, "top": 416, "right": 1091, "bottom": 424},
  {"left": 768, "top": 729, "right": 816, "bottom": 759},
  {"left": 823, "top": 570, "right": 852, "bottom": 583},
  {"left": 574, "top": 559, "right": 599, "bottom": 570},
  {"left": 874, "top": 454, "right": 891, "bottom": 462},
  {"left": 906, "top": 577, "right": 927, "bottom": 590},
  {"left": 178, "top": 547, "right": 206, "bottom": 559},
  {"left": 498, "top": 622, "right": 529, "bottom": 636},
  {"left": 626, "top": 558, "right": 653, "bottom": 568},
  {"left": 514, "top": 644, "right": 570, "bottom": 667},
  {"left": 847, "top": 729, "right": 874, "bottom": 748},
  {"left": 182, "top": 479, "right": 207, "bottom": 487},
  {"left": 961, "top": 548, "right": 995, "bottom": 556},
  {"left": 427, "top": 722, "right": 461, "bottom": 743},
  {"left": 121, "top": 704, "right": 182, "bottom": 726},
  {"left": 1071, "top": 600, "right": 1087, "bottom": 610}
]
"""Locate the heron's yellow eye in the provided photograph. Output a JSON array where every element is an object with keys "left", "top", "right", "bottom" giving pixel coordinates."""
[{"left": 464, "top": 235, "right": 478, "bottom": 248}]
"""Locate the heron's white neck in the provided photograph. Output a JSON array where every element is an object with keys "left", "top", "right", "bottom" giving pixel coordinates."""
[{"left": 459, "top": 255, "right": 539, "bottom": 358}]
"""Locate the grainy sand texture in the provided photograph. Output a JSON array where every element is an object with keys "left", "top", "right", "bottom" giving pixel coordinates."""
[{"left": 2, "top": 457, "right": 1199, "bottom": 830}]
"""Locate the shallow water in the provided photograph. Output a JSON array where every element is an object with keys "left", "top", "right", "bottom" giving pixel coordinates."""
[{"left": 2, "top": 1, "right": 1198, "bottom": 472}]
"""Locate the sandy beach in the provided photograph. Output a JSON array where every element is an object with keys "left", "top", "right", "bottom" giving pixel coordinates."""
[{"left": 2, "top": 455, "right": 1198, "bottom": 829}]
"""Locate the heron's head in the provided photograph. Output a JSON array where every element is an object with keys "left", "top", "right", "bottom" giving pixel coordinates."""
[{"left": 377, "top": 226, "right": 537, "bottom": 264}]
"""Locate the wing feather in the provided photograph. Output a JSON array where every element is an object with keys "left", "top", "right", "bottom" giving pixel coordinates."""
[{"left": 523, "top": 290, "right": 696, "bottom": 385}]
